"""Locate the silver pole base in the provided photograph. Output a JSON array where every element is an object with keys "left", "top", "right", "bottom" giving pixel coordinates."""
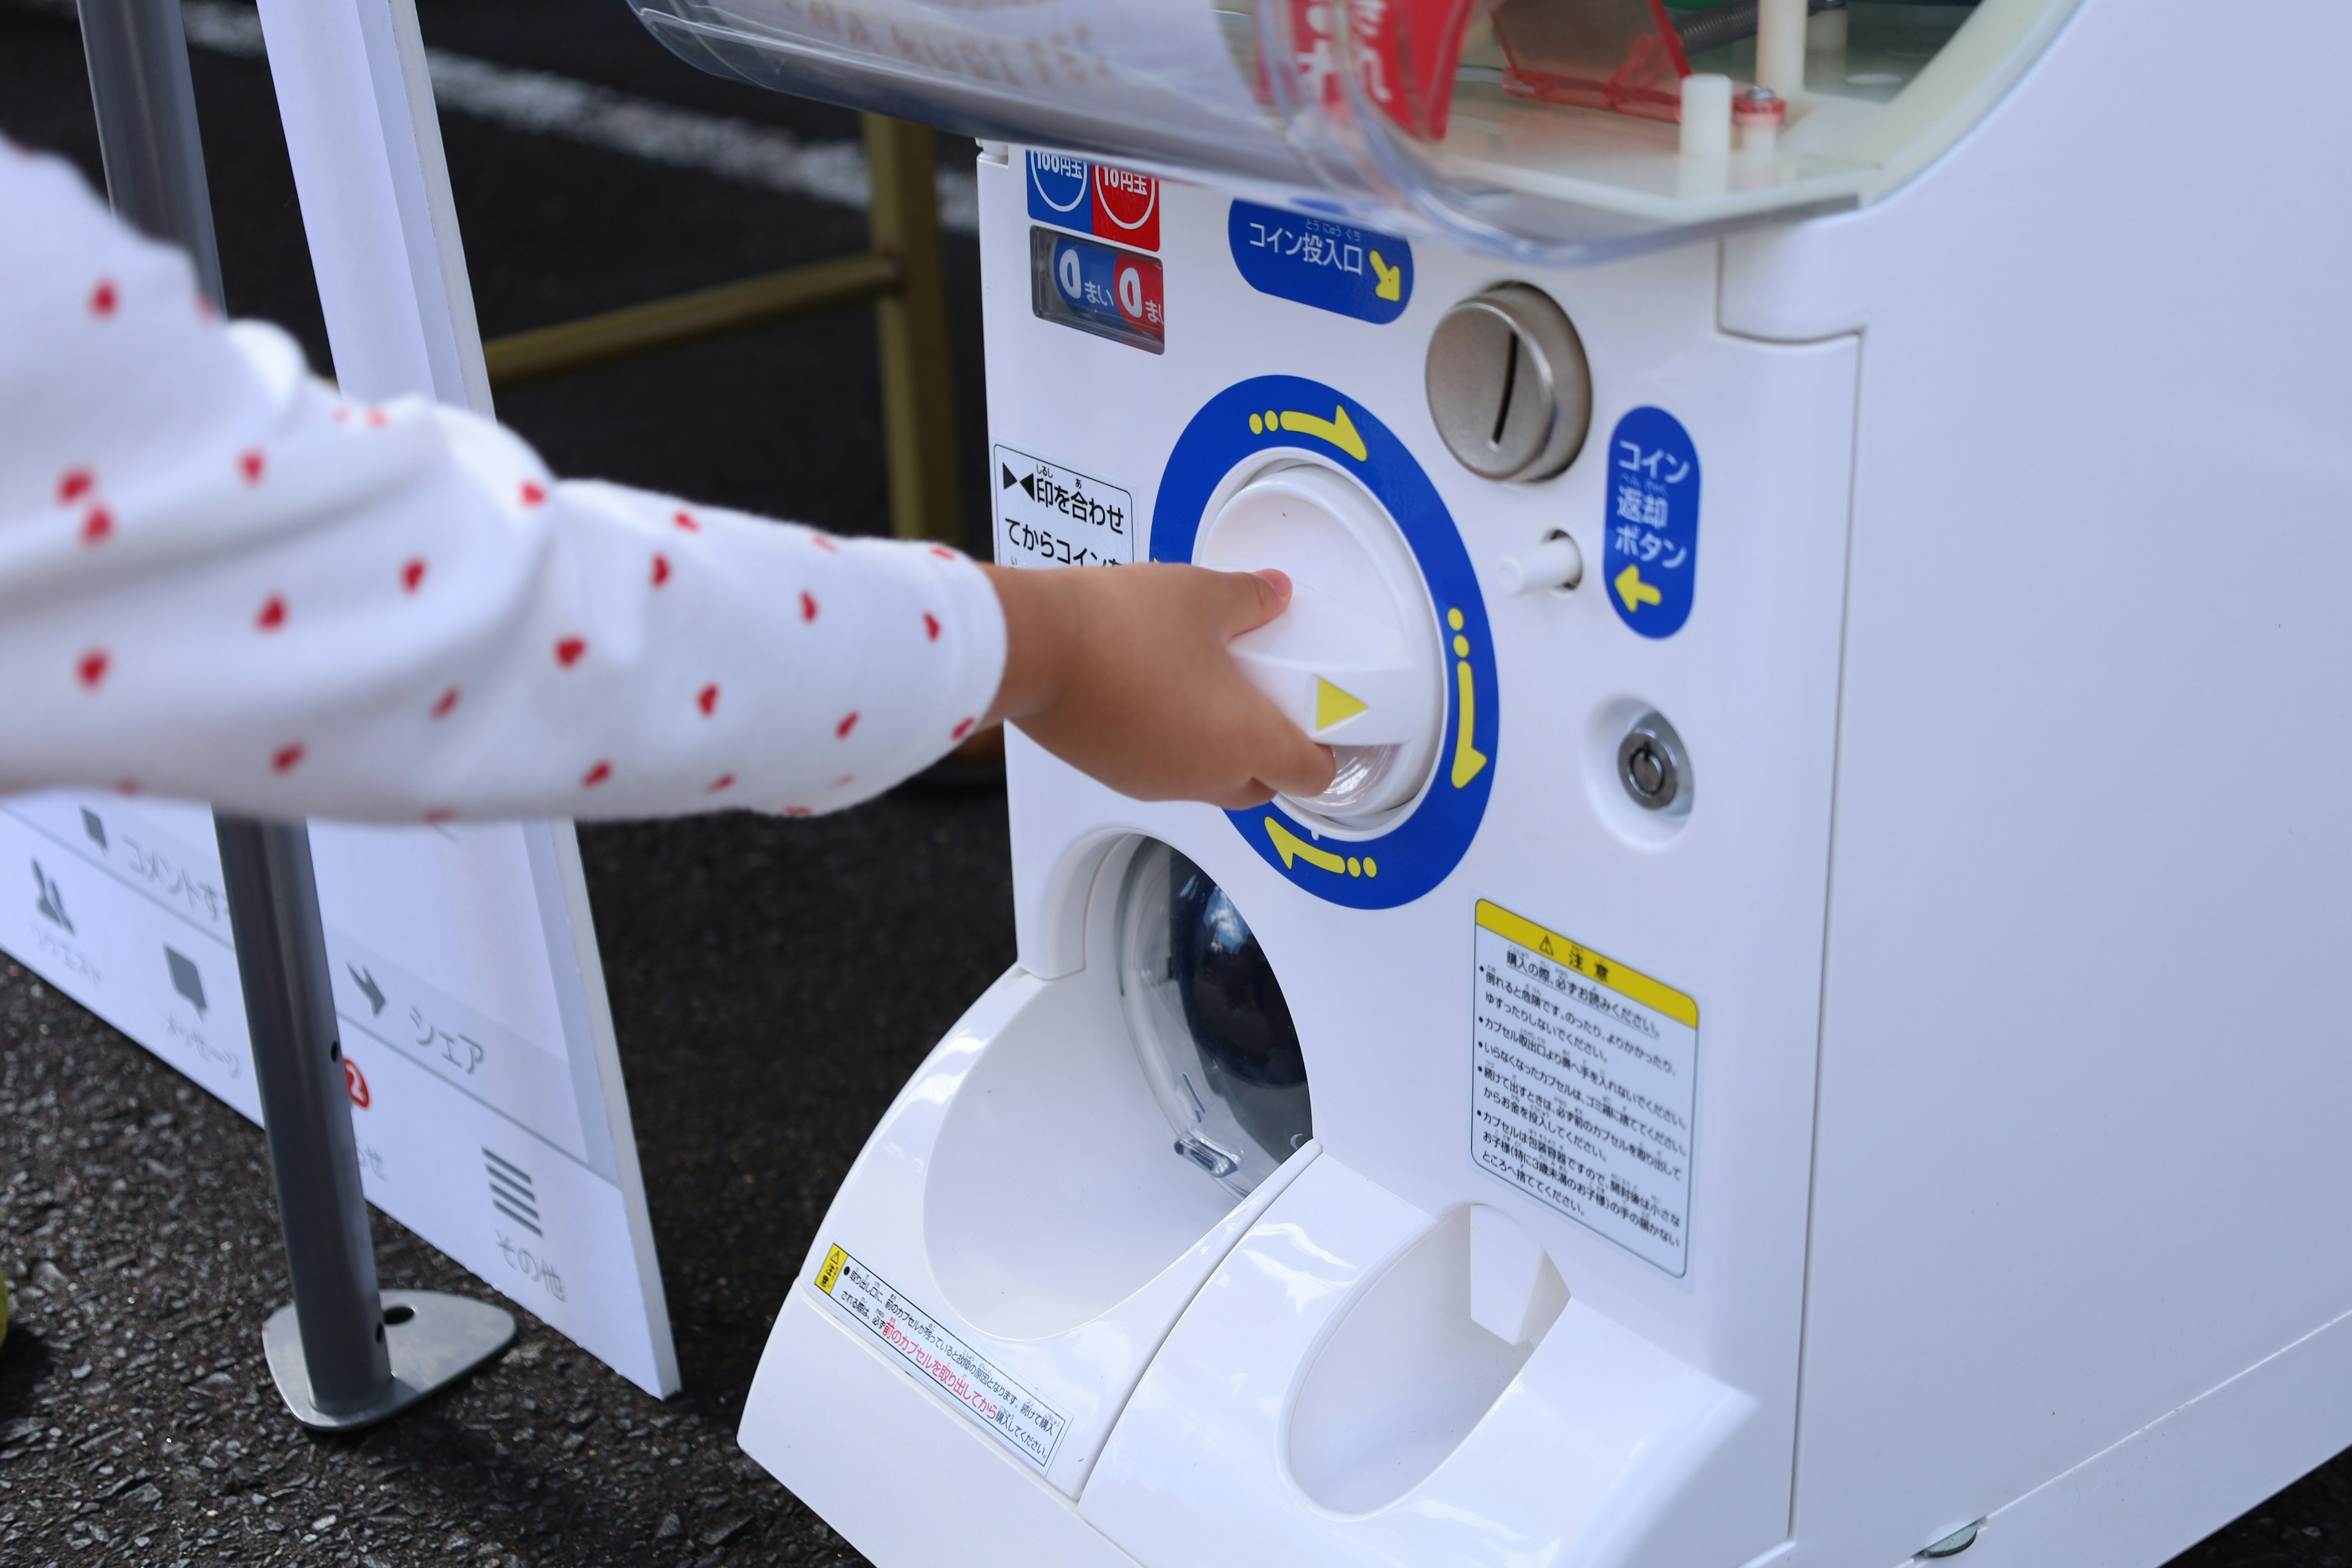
[{"left": 262, "top": 1289, "right": 516, "bottom": 1430}]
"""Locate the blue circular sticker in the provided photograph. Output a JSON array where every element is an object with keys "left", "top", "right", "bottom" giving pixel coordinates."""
[
  {"left": 1027, "top": 149, "right": 1090, "bottom": 217},
  {"left": 1154, "top": 377, "right": 1496, "bottom": 910}
]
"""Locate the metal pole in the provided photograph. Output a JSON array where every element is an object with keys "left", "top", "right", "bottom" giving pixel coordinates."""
[
  {"left": 214, "top": 818, "right": 393, "bottom": 1414},
  {"left": 75, "top": 0, "right": 511, "bottom": 1428},
  {"left": 862, "top": 114, "right": 964, "bottom": 546},
  {"left": 75, "top": 0, "right": 224, "bottom": 310}
]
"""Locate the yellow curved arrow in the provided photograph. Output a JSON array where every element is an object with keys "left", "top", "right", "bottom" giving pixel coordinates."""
[
  {"left": 1451, "top": 658, "right": 1488, "bottom": 788},
  {"left": 1278, "top": 405, "right": 1368, "bottom": 462},
  {"left": 1265, "top": 818, "right": 1347, "bottom": 874},
  {"left": 1615, "top": 562, "right": 1663, "bottom": 612}
]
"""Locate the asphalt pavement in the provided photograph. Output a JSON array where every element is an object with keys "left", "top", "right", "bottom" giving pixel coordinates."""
[{"left": 0, "top": 2, "right": 2348, "bottom": 1566}]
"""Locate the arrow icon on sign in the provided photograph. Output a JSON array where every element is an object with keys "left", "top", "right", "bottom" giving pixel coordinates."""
[
  {"left": 1277, "top": 406, "right": 1368, "bottom": 462},
  {"left": 1451, "top": 660, "right": 1488, "bottom": 788},
  {"left": 1264, "top": 818, "right": 1380, "bottom": 881},
  {"left": 349, "top": 963, "right": 386, "bottom": 1016},
  {"left": 1614, "top": 563, "right": 1663, "bottom": 612},
  {"left": 1265, "top": 818, "right": 1347, "bottom": 875},
  {"left": 1313, "top": 677, "right": 1369, "bottom": 733}
]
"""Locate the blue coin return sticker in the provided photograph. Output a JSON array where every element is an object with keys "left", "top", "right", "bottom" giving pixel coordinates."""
[
  {"left": 1602, "top": 407, "right": 1702, "bottom": 638},
  {"left": 1228, "top": 201, "right": 1411, "bottom": 324}
]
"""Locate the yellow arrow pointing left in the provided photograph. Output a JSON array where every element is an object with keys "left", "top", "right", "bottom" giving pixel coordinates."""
[
  {"left": 1615, "top": 562, "right": 1664, "bottom": 612},
  {"left": 1278, "top": 405, "right": 1368, "bottom": 462}
]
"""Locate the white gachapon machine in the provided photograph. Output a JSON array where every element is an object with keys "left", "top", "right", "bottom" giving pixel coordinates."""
[{"left": 629, "top": 4, "right": 2352, "bottom": 1566}]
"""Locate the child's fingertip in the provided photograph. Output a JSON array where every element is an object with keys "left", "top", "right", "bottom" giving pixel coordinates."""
[{"left": 1253, "top": 567, "right": 1293, "bottom": 601}]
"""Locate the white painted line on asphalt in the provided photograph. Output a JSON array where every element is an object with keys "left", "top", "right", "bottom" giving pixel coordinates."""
[{"left": 26, "top": 0, "right": 981, "bottom": 233}]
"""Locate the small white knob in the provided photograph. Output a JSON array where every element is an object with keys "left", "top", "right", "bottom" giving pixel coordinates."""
[
  {"left": 1496, "top": 533, "right": 1583, "bottom": 595},
  {"left": 1680, "top": 73, "right": 1733, "bottom": 160}
]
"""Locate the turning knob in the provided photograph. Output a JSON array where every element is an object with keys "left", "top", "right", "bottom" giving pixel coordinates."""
[{"left": 1196, "top": 464, "right": 1444, "bottom": 821}]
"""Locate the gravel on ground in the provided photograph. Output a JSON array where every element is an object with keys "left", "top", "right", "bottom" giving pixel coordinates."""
[{"left": 0, "top": 788, "right": 1015, "bottom": 1567}]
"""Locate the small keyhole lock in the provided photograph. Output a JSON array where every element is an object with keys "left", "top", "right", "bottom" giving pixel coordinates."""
[
  {"left": 1616, "top": 711, "right": 1691, "bottom": 813},
  {"left": 1425, "top": 282, "right": 1593, "bottom": 483}
]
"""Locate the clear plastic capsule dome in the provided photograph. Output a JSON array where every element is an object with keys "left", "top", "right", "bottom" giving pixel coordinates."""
[{"left": 627, "top": 0, "right": 2087, "bottom": 262}]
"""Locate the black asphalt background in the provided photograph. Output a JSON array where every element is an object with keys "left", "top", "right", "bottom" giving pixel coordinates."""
[{"left": 0, "top": 2, "right": 2346, "bottom": 1565}]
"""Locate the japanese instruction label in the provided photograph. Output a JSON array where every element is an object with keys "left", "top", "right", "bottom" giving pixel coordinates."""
[
  {"left": 1227, "top": 200, "right": 1411, "bottom": 324},
  {"left": 1602, "top": 406, "right": 1702, "bottom": 639},
  {"left": 815, "top": 1245, "right": 1069, "bottom": 1472},
  {"left": 993, "top": 444, "right": 1135, "bottom": 569},
  {"left": 1471, "top": 900, "right": 1699, "bottom": 1277}
]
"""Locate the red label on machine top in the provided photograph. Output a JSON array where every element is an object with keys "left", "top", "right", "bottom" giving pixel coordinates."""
[
  {"left": 1027, "top": 151, "right": 1160, "bottom": 252},
  {"left": 1283, "top": 0, "right": 1485, "bottom": 141}
]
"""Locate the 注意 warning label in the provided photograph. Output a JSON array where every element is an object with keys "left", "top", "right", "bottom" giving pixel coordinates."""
[
  {"left": 813, "top": 1244, "right": 1068, "bottom": 1471},
  {"left": 993, "top": 444, "right": 1134, "bottom": 569},
  {"left": 1470, "top": 900, "right": 1699, "bottom": 1277}
]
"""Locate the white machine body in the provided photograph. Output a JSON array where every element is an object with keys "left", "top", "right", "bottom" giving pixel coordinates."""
[{"left": 632, "top": 2, "right": 2352, "bottom": 1566}]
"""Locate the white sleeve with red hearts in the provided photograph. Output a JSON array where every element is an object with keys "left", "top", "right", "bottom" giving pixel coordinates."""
[{"left": 0, "top": 145, "right": 1005, "bottom": 824}]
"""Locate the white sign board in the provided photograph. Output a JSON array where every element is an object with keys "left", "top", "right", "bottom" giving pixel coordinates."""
[{"left": 0, "top": 792, "right": 678, "bottom": 1395}]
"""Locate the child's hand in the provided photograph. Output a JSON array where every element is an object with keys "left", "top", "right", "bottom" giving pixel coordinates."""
[{"left": 983, "top": 564, "right": 1336, "bottom": 809}]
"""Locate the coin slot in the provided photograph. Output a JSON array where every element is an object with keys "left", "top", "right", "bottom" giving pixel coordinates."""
[
  {"left": 1491, "top": 333, "right": 1521, "bottom": 447},
  {"left": 1426, "top": 283, "right": 1591, "bottom": 483}
]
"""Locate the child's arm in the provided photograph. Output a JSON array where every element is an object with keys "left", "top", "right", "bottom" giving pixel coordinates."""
[{"left": 0, "top": 144, "right": 1326, "bottom": 821}]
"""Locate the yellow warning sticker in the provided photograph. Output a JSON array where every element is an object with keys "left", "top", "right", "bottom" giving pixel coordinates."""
[
  {"left": 1471, "top": 900, "right": 1699, "bottom": 1277},
  {"left": 815, "top": 1243, "right": 849, "bottom": 1296},
  {"left": 1474, "top": 901, "right": 1696, "bottom": 1027}
]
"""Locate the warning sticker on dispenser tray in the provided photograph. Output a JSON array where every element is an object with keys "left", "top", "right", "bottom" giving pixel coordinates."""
[
  {"left": 813, "top": 1245, "right": 1069, "bottom": 1472},
  {"left": 993, "top": 444, "right": 1135, "bottom": 569},
  {"left": 1470, "top": 902, "right": 1698, "bottom": 1277}
]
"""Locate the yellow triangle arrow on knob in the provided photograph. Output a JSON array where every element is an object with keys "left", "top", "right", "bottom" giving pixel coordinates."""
[{"left": 1313, "top": 677, "right": 1370, "bottom": 733}]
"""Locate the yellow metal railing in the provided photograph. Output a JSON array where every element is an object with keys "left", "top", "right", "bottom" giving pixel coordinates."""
[{"left": 481, "top": 115, "right": 963, "bottom": 546}]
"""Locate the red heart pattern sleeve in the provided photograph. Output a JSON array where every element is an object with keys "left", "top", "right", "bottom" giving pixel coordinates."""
[{"left": 0, "top": 143, "right": 1006, "bottom": 823}]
